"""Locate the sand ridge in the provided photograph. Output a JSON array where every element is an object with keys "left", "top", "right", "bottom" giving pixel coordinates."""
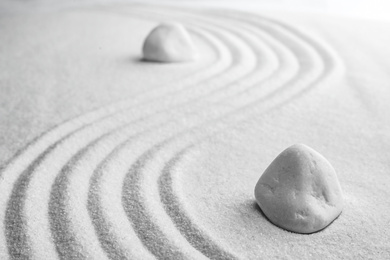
[
  {"left": 1, "top": 5, "right": 342, "bottom": 259},
  {"left": 2, "top": 3, "right": 388, "bottom": 260}
]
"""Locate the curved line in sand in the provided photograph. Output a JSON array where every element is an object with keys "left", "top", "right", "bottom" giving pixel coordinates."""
[
  {"left": 0, "top": 5, "right": 345, "bottom": 260},
  {"left": 87, "top": 10, "right": 282, "bottom": 260},
  {"left": 49, "top": 11, "right": 272, "bottom": 260},
  {"left": 132, "top": 5, "right": 339, "bottom": 114},
  {"left": 33, "top": 7, "right": 284, "bottom": 258},
  {"left": 88, "top": 133, "right": 160, "bottom": 260},
  {"left": 146, "top": 5, "right": 344, "bottom": 100},
  {"left": 24, "top": 7, "right": 330, "bottom": 258},
  {"left": 118, "top": 6, "right": 343, "bottom": 259},
  {"left": 117, "top": 8, "right": 331, "bottom": 260},
  {"left": 48, "top": 129, "right": 128, "bottom": 260},
  {"left": 1, "top": 21, "right": 235, "bottom": 260},
  {"left": 96, "top": 8, "right": 279, "bottom": 103},
  {"left": 93, "top": 6, "right": 334, "bottom": 260},
  {"left": 2, "top": 7, "right": 269, "bottom": 259},
  {"left": 157, "top": 32, "right": 344, "bottom": 259},
  {"left": 158, "top": 145, "right": 227, "bottom": 259},
  {"left": 50, "top": 120, "right": 177, "bottom": 260},
  {"left": 221, "top": 9, "right": 345, "bottom": 94},
  {"left": 0, "top": 24, "right": 232, "bottom": 260}
]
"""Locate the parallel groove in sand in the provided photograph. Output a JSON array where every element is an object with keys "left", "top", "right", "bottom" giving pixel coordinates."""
[
  {"left": 90, "top": 5, "right": 326, "bottom": 258},
  {"left": 0, "top": 6, "right": 344, "bottom": 260},
  {"left": 1, "top": 20, "right": 232, "bottom": 260},
  {"left": 47, "top": 16, "right": 251, "bottom": 260},
  {"left": 118, "top": 7, "right": 292, "bottom": 260},
  {"left": 70, "top": 9, "right": 273, "bottom": 260},
  {"left": 158, "top": 10, "right": 344, "bottom": 259},
  {"left": 2, "top": 6, "right": 256, "bottom": 258},
  {"left": 5, "top": 23, "right": 238, "bottom": 260},
  {"left": 92, "top": 5, "right": 290, "bottom": 258},
  {"left": 50, "top": 9, "right": 270, "bottom": 260},
  {"left": 125, "top": 6, "right": 342, "bottom": 258}
]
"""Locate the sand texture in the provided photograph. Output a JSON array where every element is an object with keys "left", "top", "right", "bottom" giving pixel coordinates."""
[{"left": 0, "top": 3, "right": 390, "bottom": 260}]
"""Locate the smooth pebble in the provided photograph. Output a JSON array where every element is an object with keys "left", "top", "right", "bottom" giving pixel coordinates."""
[
  {"left": 142, "top": 22, "right": 197, "bottom": 63},
  {"left": 254, "top": 144, "right": 344, "bottom": 234}
]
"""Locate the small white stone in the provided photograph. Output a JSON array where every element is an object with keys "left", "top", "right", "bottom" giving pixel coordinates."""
[
  {"left": 142, "top": 22, "right": 197, "bottom": 63},
  {"left": 254, "top": 144, "right": 344, "bottom": 234}
]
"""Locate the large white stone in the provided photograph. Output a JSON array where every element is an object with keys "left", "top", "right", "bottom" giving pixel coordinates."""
[
  {"left": 254, "top": 144, "right": 344, "bottom": 234},
  {"left": 142, "top": 22, "right": 197, "bottom": 63}
]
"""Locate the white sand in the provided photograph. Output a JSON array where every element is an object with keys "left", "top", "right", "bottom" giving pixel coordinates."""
[{"left": 0, "top": 2, "right": 390, "bottom": 260}]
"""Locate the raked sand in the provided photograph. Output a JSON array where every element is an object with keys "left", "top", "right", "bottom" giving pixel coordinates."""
[{"left": 1, "top": 3, "right": 390, "bottom": 259}]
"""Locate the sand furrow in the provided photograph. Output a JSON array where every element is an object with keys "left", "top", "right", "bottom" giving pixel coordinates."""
[
  {"left": 5, "top": 114, "right": 145, "bottom": 259},
  {"left": 136, "top": 7, "right": 284, "bottom": 101},
  {"left": 118, "top": 7, "right": 341, "bottom": 259},
  {"left": 87, "top": 10, "right": 282, "bottom": 259},
  {"left": 156, "top": 31, "right": 342, "bottom": 259},
  {"left": 49, "top": 122, "right": 171, "bottom": 260},
  {"left": 48, "top": 133, "right": 113, "bottom": 260},
  {"left": 1, "top": 7, "right": 265, "bottom": 259},
  {"left": 214, "top": 12, "right": 325, "bottom": 102},
  {"left": 0, "top": 23, "right": 230, "bottom": 259},
  {"left": 62, "top": 13, "right": 270, "bottom": 258},
  {"left": 149, "top": 5, "right": 341, "bottom": 101},
  {"left": 51, "top": 106, "right": 238, "bottom": 259},
  {"left": 223, "top": 10, "right": 345, "bottom": 96},
  {"left": 83, "top": 8, "right": 322, "bottom": 259},
  {"left": 158, "top": 146, "right": 232, "bottom": 259},
  {"left": 134, "top": 6, "right": 328, "bottom": 110},
  {"left": 45, "top": 21, "right": 254, "bottom": 258},
  {"left": 116, "top": 13, "right": 308, "bottom": 260},
  {"left": 0, "top": 21, "right": 235, "bottom": 260},
  {"left": 88, "top": 136, "right": 159, "bottom": 260},
  {"left": 0, "top": 6, "right": 344, "bottom": 260}
]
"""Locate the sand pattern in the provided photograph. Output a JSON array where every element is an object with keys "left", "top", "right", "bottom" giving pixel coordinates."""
[{"left": 0, "top": 5, "right": 345, "bottom": 260}]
